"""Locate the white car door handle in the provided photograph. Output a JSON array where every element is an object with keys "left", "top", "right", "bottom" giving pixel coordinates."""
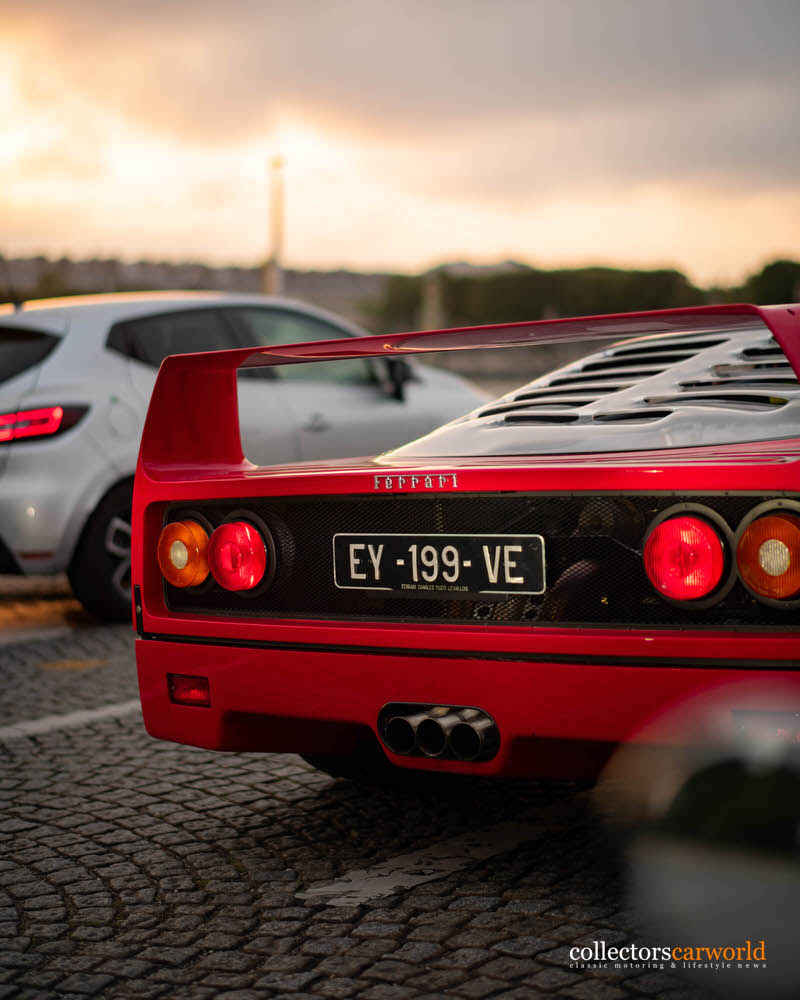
[{"left": 302, "top": 413, "right": 332, "bottom": 433}]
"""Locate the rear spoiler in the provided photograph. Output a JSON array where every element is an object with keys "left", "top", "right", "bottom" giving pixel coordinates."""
[{"left": 138, "top": 303, "right": 800, "bottom": 476}]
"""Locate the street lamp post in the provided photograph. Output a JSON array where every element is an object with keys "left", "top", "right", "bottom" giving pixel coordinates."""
[{"left": 263, "top": 155, "right": 285, "bottom": 296}]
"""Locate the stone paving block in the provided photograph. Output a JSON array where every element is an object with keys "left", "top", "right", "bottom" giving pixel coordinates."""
[
  {"left": 114, "top": 929, "right": 160, "bottom": 946},
  {"left": 0, "top": 935, "right": 29, "bottom": 952},
  {"left": 197, "top": 973, "right": 259, "bottom": 990},
  {"left": 351, "top": 922, "right": 406, "bottom": 940},
  {"left": 361, "top": 959, "right": 419, "bottom": 982},
  {"left": 136, "top": 945, "right": 200, "bottom": 965},
  {"left": 449, "top": 930, "right": 506, "bottom": 949},
  {"left": 302, "top": 936, "right": 353, "bottom": 957},
  {"left": 449, "top": 897, "right": 503, "bottom": 913},
  {"left": 525, "top": 966, "right": 583, "bottom": 991},
  {"left": 316, "top": 956, "right": 372, "bottom": 978},
  {"left": 270, "top": 994, "right": 320, "bottom": 1000},
  {"left": 255, "top": 970, "right": 323, "bottom": 991},
  {"left": 267, "top": 934, "right": 303, "bottom": 955},
  {"left": 347, "top": 939, "right": 401, "bottom": 959},
  {"left": 72, "top": 927, "right": 113, "bottom": 942},
  {"left": 33, "top": 940, "right": 73, "bottom": 955},
  {"left": 56, "top": 973, "right": 116, "bottom": 995},
  {"left": 492, "top": 989, "right": 547, "bottom": 1000},
  {"left": 435, "top": 947, "right": 494, "bottom": 971},
  {"left": 539, "top": 922, "right": 590, "bottom": 943},
  {"left": 311, "top": 975, "right": 365, "bottom": 998},
  {"left": 0, "top": 953, "right": 43, "bottom": 970},
  {"left": 215, "top": 992, "right": 266, "bottom": 1000},
  {"left": 406, "top": 968, "right": 469, "bottom": 991},
  {"left": 258, "top": 919, "right": 306, "bottom": 936},
  {"left": 110, "top": 983, "right": 172, "bottom": 998},
  {"left": 5, "top": 880, "right": 51, "bottom": 899},
  {"left": 196, "top": 951, "right": 259, "bottom": 973},
  {"left": 450, "top": 976, "right": 506, "bottom": 998},
  {"left": 358, "top": 908, "right": 400, "bottom": 923},
  {"left": 358, "top": 985, "right": 421, "bottom": 1000},
  {"left": 261, "top": 955, "right": 315, "bottom": 975},
  {"left": 494, "top": 900, "right": 552, "bottom": 917},
  {"left": 149, "top": 967, "right": 205, "bottom": 986},
  {"left": 492, "top": 936, "right": 559, "bottom": 958},
  {"left": 405, "top": 924, "right": 454, "bottom": 944},
  {"left": 309, "top": 906, "right": 363, "bottom": 924},
  {"left": 467, "top": 913, "right": 515, "bottom": 929},
  {"left": 95, "top": 958, "right": 154, "bottom": 977},
  {"left": 307, "top": 923, "right": 356, "bottom": 940},
  {"left": 14, "top": 969, "right": 62, "bottom": 988},
  {"left": 386, "top": 941, "right": 441, "bottom": 964},
  {"left": 25, "top": 908, "right": 68, "bottom": 924},
  {"left": 478, "top": 956, "right": 542, "bottom": 980}
]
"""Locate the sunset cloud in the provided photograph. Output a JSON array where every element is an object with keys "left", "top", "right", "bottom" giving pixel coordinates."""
[{"left": 1, "top": 0, "right": 798, "bottom": 284}]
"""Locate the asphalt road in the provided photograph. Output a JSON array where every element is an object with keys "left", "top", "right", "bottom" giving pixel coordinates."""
[{"left": 0, "top": 578, "right": 704, "bottom": 1000}]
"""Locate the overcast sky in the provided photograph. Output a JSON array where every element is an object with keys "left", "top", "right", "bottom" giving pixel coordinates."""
[{"left": 1, "top": 0, "right": 798, "bottom": 284}]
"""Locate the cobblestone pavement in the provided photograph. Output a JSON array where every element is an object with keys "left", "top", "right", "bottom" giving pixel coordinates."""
[{"left": 0, "top": 598, "right": 706, "bottom": 1000}]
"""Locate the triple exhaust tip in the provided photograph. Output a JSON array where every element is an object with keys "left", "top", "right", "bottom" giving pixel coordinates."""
[{"left": 380, "top": 704, "right": 499, "bottom": 762}]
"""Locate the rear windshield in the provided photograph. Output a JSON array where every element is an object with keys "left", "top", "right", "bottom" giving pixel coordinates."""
[{"left": 0, "top": 326, "right": 59, "bottom": 385}]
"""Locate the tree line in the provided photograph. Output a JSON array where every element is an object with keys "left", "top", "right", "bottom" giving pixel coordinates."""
[{"left": 367, "top": 258, "right": 800, "bottom": 332}]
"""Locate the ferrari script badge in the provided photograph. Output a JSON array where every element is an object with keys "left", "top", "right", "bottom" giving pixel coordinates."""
[{"left": 373, "top": 473, "right": 458, "bottom": 491}]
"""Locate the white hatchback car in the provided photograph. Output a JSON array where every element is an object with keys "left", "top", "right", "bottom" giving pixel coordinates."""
[{"left": 0, "top": 292, "right": 486, "bottom": 619}]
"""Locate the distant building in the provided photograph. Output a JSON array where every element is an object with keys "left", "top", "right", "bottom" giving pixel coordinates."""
[{"left": 0, "top": 256, "right": 391, "bottom": 330}]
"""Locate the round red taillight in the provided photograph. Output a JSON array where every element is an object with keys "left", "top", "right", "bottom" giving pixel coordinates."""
[
  {"left": 157, "top": 520, "right": 209, "bottom": 588},
  {"left": 737, "top": 513, "right": 800, "bottom": 600},
  {"left": 643, "top": 515, "right": 725, "bottom": 601},
  {"left": 207, "top": 521, "right": 267, "bottom": 591}
]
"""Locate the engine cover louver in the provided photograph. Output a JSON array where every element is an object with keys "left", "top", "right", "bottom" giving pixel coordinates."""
[{"left": 389, "top": 327, "right": 800, "bottom": 457}]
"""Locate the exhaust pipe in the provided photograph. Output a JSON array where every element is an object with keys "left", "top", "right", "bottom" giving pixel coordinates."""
[
  {"left": 450, "top": 715, "right": 499, "bottom": 762},
  {"left": 378, "top": 704, "right": 500, "bottom": 762},
  {"left": 416, "top": 709, "right": 462, "bottom": 758},
  {"left": 382, "top": 711, "right": 430, "bottom": 755}
]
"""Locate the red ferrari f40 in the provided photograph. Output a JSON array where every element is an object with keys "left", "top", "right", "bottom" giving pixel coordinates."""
[{"left": 132, "top": 304, "right": 800, "bottom": 782}]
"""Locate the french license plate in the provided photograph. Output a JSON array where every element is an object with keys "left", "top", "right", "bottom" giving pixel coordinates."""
[{"left": 333, "top": 533, "right": 545, "bottom": 597}]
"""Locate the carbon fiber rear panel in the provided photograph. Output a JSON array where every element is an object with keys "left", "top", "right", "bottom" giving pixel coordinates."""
[{"left": 165, "top": 493, "right": 799, "bottom": 629}]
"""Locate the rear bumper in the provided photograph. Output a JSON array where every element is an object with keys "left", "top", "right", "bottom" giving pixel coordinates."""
[{"left": 136, "top": 636, "right": 800, "bottom": 778}]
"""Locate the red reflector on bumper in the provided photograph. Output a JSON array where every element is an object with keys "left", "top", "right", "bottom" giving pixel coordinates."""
[{"left": 168, "top": 674, "right": 211, "bottom": 707}]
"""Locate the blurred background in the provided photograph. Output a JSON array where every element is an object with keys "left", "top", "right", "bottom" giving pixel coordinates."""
[{"left": 1, "top": 0, "right": 798, "bottom": 386}]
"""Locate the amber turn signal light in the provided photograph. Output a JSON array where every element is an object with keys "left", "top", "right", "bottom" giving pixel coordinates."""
[
  {"left": 157, "top": 520, "right": 209, "bottom": 588},
  {"left": 737, "top": 513, "right": 800, "bottom": 600}
]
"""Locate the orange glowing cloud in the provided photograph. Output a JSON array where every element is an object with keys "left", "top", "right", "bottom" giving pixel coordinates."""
[{"left": 0, "top": 0, "right": 798, "bottom": 285}]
